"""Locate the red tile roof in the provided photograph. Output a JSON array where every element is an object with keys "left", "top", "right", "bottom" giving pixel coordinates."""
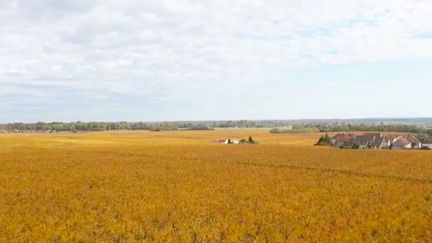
[{"left": 332, "top": 133, "right": 352, "bottom": 142}]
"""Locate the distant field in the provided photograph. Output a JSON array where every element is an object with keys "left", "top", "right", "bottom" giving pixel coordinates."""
[{"left": 0, "top": 131, "right": 431, "bottom": 241}]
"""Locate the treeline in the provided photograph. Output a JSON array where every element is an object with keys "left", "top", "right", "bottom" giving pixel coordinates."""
[
  {"left": 271, "top": 124, "right": 432, "bottom": 135},
  {"left": 0, "top": 120, "right": 272, "bottom": 132},
  {"left": 0, "top": 122, "right": 213, "bottom": 132},
  {"left": 0, "top": 120, "right": 310, "bottom": 132},
  {"left": 2, "top": 121, "right": 432, "bottom": 135},
  {"left": 320, "top": 124, "right": 432, "bottom": 135},
  {"left": 270, "top": 125, "right": 320, "bottom": 133}
]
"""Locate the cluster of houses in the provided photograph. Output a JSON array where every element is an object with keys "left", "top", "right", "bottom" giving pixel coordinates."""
[{"left": 329, "top": 133, "right": 432, "bottom": 149}]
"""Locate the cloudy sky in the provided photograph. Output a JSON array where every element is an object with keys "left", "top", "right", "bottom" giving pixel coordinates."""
[{"left": 1, "top": 0, "right": 432, "bottom": 122}]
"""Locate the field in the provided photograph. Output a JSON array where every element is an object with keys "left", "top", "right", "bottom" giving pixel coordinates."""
[{"left": 0, "top": 130, "right": 431, "bottom": 242}]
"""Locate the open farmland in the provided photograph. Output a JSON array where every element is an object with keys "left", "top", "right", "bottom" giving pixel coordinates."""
[{"left": 0, "top": 130, "right": 431, "bottom": 242}]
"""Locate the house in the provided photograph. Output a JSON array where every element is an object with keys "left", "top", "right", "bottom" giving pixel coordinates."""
[
  {"left": 370, "top": 137, "right": 389, "bottom": 149},
  {"left": 407, "top": 135, "right": 422, "bottom": 149},
  {"left": 226, "top": 139, "right": 239, "bottom": 144},
  {"left": 391, "top": 137, "right": 412, "bottom": 149},
  {"left": 216, "top": 138, "right": 240, "bottom": 144},
  {"left": 330, "top": 133, "right": 353, "bottom": 147},
  {"left": 352, "top": 133, "right": 382, "bottom": 149},
  {"left": 386, "top": 135, "right": 399, "bottom": 145},
  {"left": 420, "top": 137, "right": 432, "bottom": 149},
  {"left": 330, "top": 133, "right": 379, "bottom": 149}
]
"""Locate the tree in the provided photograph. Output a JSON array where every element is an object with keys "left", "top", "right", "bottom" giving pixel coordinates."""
[{"left": 315, "top": 133, "right": 331, "bottom": 146}]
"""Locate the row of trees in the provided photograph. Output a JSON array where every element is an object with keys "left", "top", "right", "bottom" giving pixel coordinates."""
[
  {"left": 0, "top": 120, "right": 274, "bottom": 132},
  {"left": 2, "top": 121, "right": 432, "bottom": 135},
  {"left": 319, "top": 124, "right": 432, "bottom": 135},
  {"left": 271, "top": 124, "right": 432, "bottom": 135},
  {"left": 270, "top": 124, "right": 321, "bottom": 133},
  {"left": 0, "top": 122, "right": 212, "bottom": 132}
]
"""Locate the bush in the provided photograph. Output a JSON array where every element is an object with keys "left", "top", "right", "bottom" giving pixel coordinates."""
[
  {"left": 239, "top": 136, "right": 259, "bottom": 144},
  {"left": 315, "top": 133, "right": 331, "bottom": 146}
]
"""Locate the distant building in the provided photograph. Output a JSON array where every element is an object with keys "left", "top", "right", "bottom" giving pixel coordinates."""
[
  {"left": 420, "top": 137, "right": 432, "bottom": 149},
  {"left": 225, "top": 138, "right": 239, "bottom": 144},
  {"left": 391, "top": 137, "right": 412, "bottom": 149},
  {"left": 330, "top": 133, "right": 353, "bottom": 147},
  {"left": 407, "top": 135, "right": 422, "bottom": 149},
  {"left": 215, "top": 138, "right": 240, "bottom": 144},
  {"left": 328, "top": 133, "right": 430, "bottom": 150},
  {"left": 370, "top": 137, "right": 390, "bottom": 149}
]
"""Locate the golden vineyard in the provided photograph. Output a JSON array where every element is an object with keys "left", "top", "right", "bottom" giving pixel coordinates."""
[{"left": 0, "top": 130, "right": 431, "bottom": 242}]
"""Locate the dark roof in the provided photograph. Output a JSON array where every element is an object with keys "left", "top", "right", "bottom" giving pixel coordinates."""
[
  {"left": 370, "top": 137, "right": 386, "bottom": 147},
  {"left": 362, "top": 133, "right": 381, "bottom": 140},
  {"left": 354, "top": 133, "right": 379, "bottom": 144},
  {"left": 386, "top": 135, "right": 398, "bottom": 141},
  {"left": 421, "top": 137, "right": 432, "bottom": 144},
  {"left": 350, "top": 137, "right": 369, "bottom": 145}
]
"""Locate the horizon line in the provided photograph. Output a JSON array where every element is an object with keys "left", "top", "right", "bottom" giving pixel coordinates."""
[{"left": 2, "top": 117, "right": 432, "bottom": 124}]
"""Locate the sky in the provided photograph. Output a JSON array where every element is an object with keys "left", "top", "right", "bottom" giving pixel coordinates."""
[{"left": 1, "top": 0, "right": 432, "bottom": 122}]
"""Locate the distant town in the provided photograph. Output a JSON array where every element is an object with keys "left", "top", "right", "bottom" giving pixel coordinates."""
[{"left": 317, "top": 133, "right": 432, "bottom": 150}]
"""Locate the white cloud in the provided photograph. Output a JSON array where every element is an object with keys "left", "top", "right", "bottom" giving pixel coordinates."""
[{"left": 0, "top": 0, "right": 432, "bottom": 121}]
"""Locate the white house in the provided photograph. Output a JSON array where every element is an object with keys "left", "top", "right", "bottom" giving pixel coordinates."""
[{"left": 224, "top": 138, "right": 239, "bottom": 144}]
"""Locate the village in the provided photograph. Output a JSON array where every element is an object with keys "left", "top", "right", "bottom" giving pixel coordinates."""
[{"left": 319, "top": 133, "right": 432, "bottom": 149}]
